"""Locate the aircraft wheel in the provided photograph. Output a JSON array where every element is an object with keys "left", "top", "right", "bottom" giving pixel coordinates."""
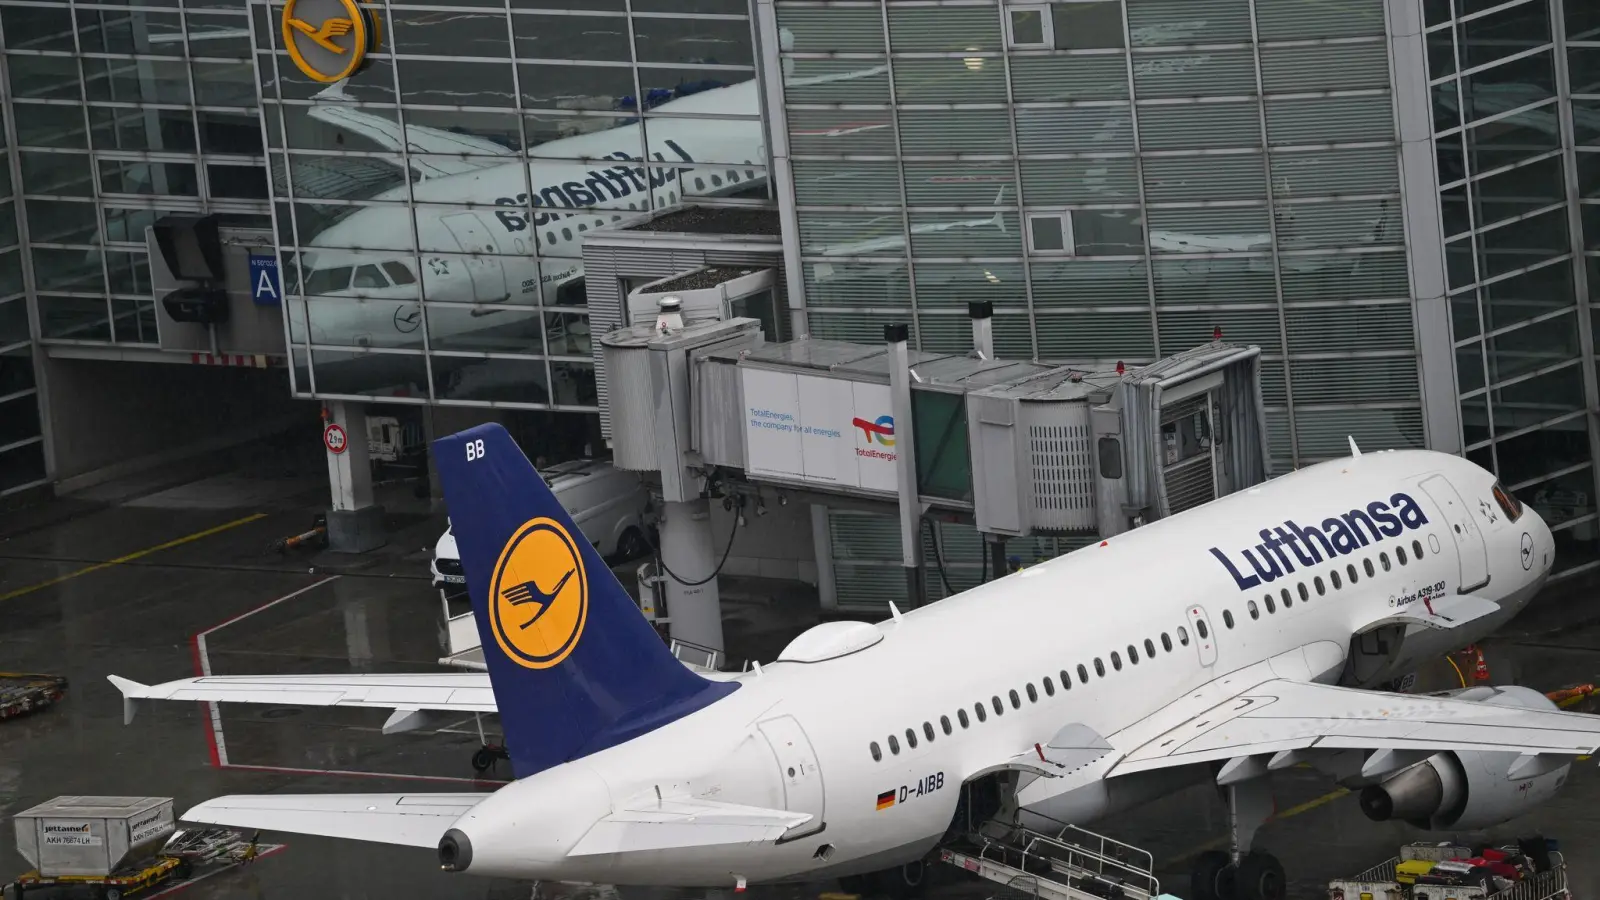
[
  {"left": 1190, "top": 850, "right": 1233, "bottom": 900},
  {"left": 872, "top": 859, "right": 928, "bottom": 900},
  {"left": 617, "top": 527, "right": 649, "bottom": 562},
  {"left": 471, "top": 747, "right": 495, "bottom": 772},
  {"left": 1235, "top": 851, "right": 1285, "bottom": 900}
]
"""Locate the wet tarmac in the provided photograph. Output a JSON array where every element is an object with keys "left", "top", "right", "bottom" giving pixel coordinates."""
[{"left": 3, "top": 461, "right": 1600, "bottom": 900}]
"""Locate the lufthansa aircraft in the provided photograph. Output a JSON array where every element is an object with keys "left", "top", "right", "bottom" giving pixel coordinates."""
[{"left": 114, "top": 423, "right": 1600, "bottom": 900}]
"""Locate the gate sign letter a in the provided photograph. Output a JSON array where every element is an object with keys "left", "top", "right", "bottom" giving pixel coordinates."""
[{"left": 249, "top": 254, "right": 282, "bottom": 307}]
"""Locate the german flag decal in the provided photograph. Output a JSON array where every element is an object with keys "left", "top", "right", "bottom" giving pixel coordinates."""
[{"left": 876, "top": 790, "right": 895, "bottom": 811}]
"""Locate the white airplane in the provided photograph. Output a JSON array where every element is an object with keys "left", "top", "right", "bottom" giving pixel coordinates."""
[{"left": 113, "top": 423, "right": 1600, "bottom": 900}]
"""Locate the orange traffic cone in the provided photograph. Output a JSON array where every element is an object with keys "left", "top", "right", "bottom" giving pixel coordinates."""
[{"left": 1468, "top": 645, "right": 1490, "bottom": 682}]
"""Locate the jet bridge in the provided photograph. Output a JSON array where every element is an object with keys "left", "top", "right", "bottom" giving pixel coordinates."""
[{"left": 600, "top": 298, "right": 1269, "bottom": 628}]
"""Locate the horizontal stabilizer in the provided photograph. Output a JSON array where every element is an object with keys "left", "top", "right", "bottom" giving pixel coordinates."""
[
  {"left": 568, "top": 797, "right": 813, "bottom": 857},
  {"left": 105, "top": 673, "right": 496, "bottom": 716},
  {"left": 181, "top": 794, "right": 488, "bottom": 848}
]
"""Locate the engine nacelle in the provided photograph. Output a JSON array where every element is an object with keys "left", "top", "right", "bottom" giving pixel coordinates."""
[{"left": 1358, "top": 685, "right": 1571, "bottom": 831}]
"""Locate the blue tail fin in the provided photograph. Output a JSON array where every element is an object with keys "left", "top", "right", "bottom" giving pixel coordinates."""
[{"left": 434, "top": 424, "right": 737, "bottom": 779}]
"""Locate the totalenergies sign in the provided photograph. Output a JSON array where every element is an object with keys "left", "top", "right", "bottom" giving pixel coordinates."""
[
  {"left": 742, "top": 367, "right": 898, "bottom": 494},
  {"left": 282, "top": 0, "right": 382, "bottom": 84}
]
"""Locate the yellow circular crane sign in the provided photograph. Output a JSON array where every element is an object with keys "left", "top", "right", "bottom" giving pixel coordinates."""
[
  {"left": 489, "top": 517, "right": 590, "bottom": 669},
  {"left": 282, "top": 0, "right": 378, "bottom": 84}
]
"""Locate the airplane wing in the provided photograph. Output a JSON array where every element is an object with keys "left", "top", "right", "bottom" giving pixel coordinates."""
[
  {"left": 569, "top": 796, "right": 813, "bottom": 856},
  {"left": 181, "top": 793, "right": 486, "bottom": 848},
  {"left": 1016, "top": 658, "right": 1600, "bottom": 806},
  {"left": 307, "top": 83, "right": 514, "bottom": 179},
  {"left": 107, "top": 673, "right": 496, "bottom": 732}
]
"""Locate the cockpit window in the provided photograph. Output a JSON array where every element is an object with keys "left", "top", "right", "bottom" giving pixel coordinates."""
[
  {"left": 352, "top": 264, "right": 388, "bottom": 289},
  {"left": 304, "top": 265, "right": 353, "bottom": 294},
  {"left": 382, "top": 261, "right": 417, "bottom": 285},
  {"left": 1492, "top": 481, "right": 1523, "bottom": 522}
]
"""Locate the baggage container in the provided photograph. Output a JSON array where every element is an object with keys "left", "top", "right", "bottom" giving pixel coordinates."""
[{"left": 13, "top": 797, "right": 175, "bottom": 878}]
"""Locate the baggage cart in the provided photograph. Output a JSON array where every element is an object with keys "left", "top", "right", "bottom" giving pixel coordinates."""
[
  {"left": 1329, "top": 839, "right": 1568, "bottom": 900},
  {"left": 0, "top": 674, "right": 66, "bottom": 721}
]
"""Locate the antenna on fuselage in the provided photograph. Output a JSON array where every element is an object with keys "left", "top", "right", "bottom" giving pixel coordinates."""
[
  {"left": 1348, "top": 435, "right": 1362, "bottom": 459},
  {"left": 888, "top": 601, "right": 903, "bottom": 624}
]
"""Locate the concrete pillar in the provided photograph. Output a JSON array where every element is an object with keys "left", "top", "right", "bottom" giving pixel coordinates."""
[
  {"left": 324, "top": 400, "right": 386, "bottom": 552},
  {"left": 660, "top": 497, "right": 725, "bottom": 655}
]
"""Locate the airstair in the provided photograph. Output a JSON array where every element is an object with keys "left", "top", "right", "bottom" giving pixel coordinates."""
[{"left": 939, "top": 819, "right": 1160, "bottom": 900}]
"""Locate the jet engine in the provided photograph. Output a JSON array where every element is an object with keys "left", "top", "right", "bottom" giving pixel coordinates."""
[{"left": 1358, "top": 686, "right": 1571, "bottom": 831}]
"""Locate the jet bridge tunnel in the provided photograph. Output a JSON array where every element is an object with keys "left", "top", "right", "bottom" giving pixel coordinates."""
[{"left": 599, "top": 294, "right": 1271, "bottom": 650}]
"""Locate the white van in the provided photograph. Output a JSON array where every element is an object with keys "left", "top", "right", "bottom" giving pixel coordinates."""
[{"left": 430, "top": 458, "right": 652, "bottom": 587}]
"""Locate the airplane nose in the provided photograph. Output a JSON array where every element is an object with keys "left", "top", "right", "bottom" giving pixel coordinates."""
[{"left": 438, "top": 828, "right": 472, "bottom": 872}]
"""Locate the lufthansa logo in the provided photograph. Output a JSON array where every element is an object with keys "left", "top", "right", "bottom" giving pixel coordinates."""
[
  {"left": 1521, "top": 532, "right": 1534, "bottom": 571},
  {"left": 282, "top": 0, "right": 378, "bottom": 84},
  {"left": 489, "top": 517, "right": 589, "bottom": 669}
]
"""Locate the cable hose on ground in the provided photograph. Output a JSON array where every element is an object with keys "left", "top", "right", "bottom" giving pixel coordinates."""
[
  {"left": 924, "top": 517, "right": 954, "bottom": 597},
  {"left": 654, "top": 505, "right": 741, "bottom": 587}
]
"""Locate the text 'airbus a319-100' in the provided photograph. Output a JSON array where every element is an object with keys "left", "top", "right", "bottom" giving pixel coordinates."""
[{"left": 112, "top": 425, "right": 1599, "bottom": 900}]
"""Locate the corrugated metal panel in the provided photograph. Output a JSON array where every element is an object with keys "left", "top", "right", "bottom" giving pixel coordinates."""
[
  {"left": 1025, "top": 402, "right": 1097, "bottom": 530},
  {"left": 887, "top": 6, "right": 1002, "bottom": 52},
  {"left": 1128, "top": 0, "right": 1254, "bottom": 45},
  {"left": 1285, "top": 303, "right": 1413, "bottom": 353},
  {"left": 1259, "top": 42, "right": 1390, "bottom": 93},
  {"left": 1270, "top": 146, "right": 1400, "bottom": 198},
  {"left": 903, "top": 160, "right": 1014, "bottom": 206},
  {"left": 908, "top": 211, "right": 1022, "bottom": 256},
  {"left": 899, "top": 108, "right": 1013, "bottom": 154},
  {"left": 1289, "top": 355, "right": 1420, "bottom": 404},
  {"left": 1016, "top": 105, "right": 1135, "bottom": 154},
  {"left": 775, "top": 5, "right": 887, "bottom": 53},
  {"left": 1152, "top": 258, "right": 1277, "bottom": 305},
  {"left": 1265, "top": 94, "right": 1395, "bottom": 146},
  {"left": 604, "top": 344, "right": 658, "bottom": 470},
  {"left": 1136, "top": 101, "right": 1261, "bottom": 151},
  {"left": 829, "top": 509, "right": 906, "bottom": 611},
  {"left": 784, "top": 59, "right": 891, "bottom": 104},
  {"left": 894, "top": 58, "right": 1007, "bottom": 103},
  {"left": 692, "top": 355, "right": 745, "bottom": 467},
  {"left": 1265, "top": 407, "right": 1293, "bottom": 460},
  {"left": 803, "top": 259, "right": 912, "bottom": 306},
  {"left": 1132, "top": 49, "right": 1257, "bottom": 99},
  {"left": 1020, "top": 156, "right": 1138, "bottom": 204},
  {"left": 1157, "top": 307, "right": 1284, "bottom": 352},
  {"left": 1163, "top": 453, "right": 1216, "bottom": 513},
  {"left": 1146, "top": 206, "right": 1271, "bottom": 247},
  {"left": 1279, "top": 250, "right": 1408, "bottom": 301},
  {"left": 914, "top": 260, "right": 1027, "bottom": 307},
  {"left": 793, "top": 159, "right": 902, "bottom": 207},
  {"left": 1259, "top": 358, "right": 1288, "bottom": 406},
  {"left": 798, "top": 210, "right": 907, "bottom": 257},
  {"left": 1029, "top": 258, "right": 1150, "bottom": 307},
  {"left": 917, "top": 311, "right": 981, "bottom": 352},
  {"left": 1142, "top": 154, "right": 1266, "bottom": 203},
  {"left": 786, "top": 108, "right": 897, "bottom": 155},
  {"left": 1035, "top": 313, "right": 1156, "bottom": 358},
  {"left": 1278, "top": 198, "right": 1397, "bottom": 251},
  {"left": 1254, "top": 0, "right": 1388, "bottom": 41},
  {"left": 1008, "top": 54, "right": 1128, "bottom": 102},
  {"left": 809, "top": 310, "right": 902, "bottom": 342},
  {"left": 1294, "top": 407, "right": 1425, "bottom": 458}
]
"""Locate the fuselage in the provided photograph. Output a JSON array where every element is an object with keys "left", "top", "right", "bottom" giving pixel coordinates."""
[{"left": 448, "top": 449, "right": 1554, "bottom": 885}]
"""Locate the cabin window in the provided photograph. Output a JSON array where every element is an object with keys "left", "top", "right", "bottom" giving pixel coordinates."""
[
  {"left": 1364, "top": 558, "right": 1376, "bottom": 577},
  {"left": 1161, "top": 633, "right": 1173, "bottom": 652},
  {"left": 1222, "top": 610, "right": 1235, "bottom": 629},
  {"left": 1128, "top": 643, "right": 1140, "bottom": 663},
  {"left": 1264, "top": 595, "right": 1276, "bottom": 614},
  {"left": 381, "top": 261, "right": 416, "bottom": 285},
  {"left": 1111, "top": 652, "right": 1123, "bottom": 671},
  {"left": 1059, "top": 670, "right": 1072, "bottom": 690},
  {"left": 1314, "top": 576, "right": 1325, "bottom": 595},
  {"left": 1078, "top": 663, "right": 1090, "bottom": 683},
  {"left": 958, "top": 709, "right": 970, "bottom": 728},
  {"left": 1413, "top": 539, "right": 1424, "bottom": 558},
  {"left": 1196, "top": 619, "right": 1210, "bottom": 639},
  {"left": 1279, "top": 587, "right": 1290, "bottom": 608},
  {"left": 940, "top": 715, "right": 952, "bottom": 735},
  {"left": 924, "top": 722, "right": 936, "bottom": 742},
  {"left": 1331, "top": 569, "right": 1342, "bottom": 589},
  {"left": 1094, "top": 658, "right": 1106, "bottom": 677},
  {"left": 1249, "top": 599, "right": 1260, "bottom": 620},
  {"left": 906, "top": 728, "right": 918, "bottom": 749},
  {"left": 1043, "top": 676, "right": 1056, "bottom": 696},
  {"left": 870, "top": 742, "right": 882, "bottom": 761},
  {"left": 1009, "top": 688, "right": 1022, "bottom": 708},
  {"left": 888, "top": 735, "right": 901, "bottom": 754},
  {"left": 1380, "top": 552, "right": 1391, "bottom": 572},
  {"left": 1298, "top": 582, "right": 1309, "bottom": 601},
  {"left": 975, "top": 703, "right": 987, "bottom": 723},
  {"left": 1178, "top": 626, "right": 1190, "bottom": 646},
  {"left": 1347, "top": 563, "right": 1359, "bottom": 583},
  {"left": 1144, "top": 638, "right": 1156, "bottom": 657},
  {"left": 1026, "top": 683, "right": 1039, "bottom": 702},
  {"left": 1397, "top": 546, "right": 1408, "bottom": 565},
  {"left": 992, "top": 696, "right": 1005, "bottom": 715}
]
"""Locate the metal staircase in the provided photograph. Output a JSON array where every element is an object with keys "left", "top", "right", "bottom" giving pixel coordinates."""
[{"left": 938, "top": 819, "right": 1160, "bottom": 900}]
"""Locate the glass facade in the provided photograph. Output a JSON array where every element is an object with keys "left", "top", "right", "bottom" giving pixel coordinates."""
[
  {"left": 771, "top": 0, "right": 1421, "bottom": 472},
  {"left": 254, "top": 0, "right": 765, "bottom": 409},
  {"left": 1428, "top": 0, "right": 1600, "bottom": 575},
  {"left": 0, "top": 95, "right": 43, "bottom": 498}
]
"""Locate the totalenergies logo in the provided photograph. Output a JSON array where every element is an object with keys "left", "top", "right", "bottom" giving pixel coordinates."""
[
  {"left": 852, "top": 415, "right": 896, "bottom": 447},
  {"left": 488, "top": 517, "right": 589, "bottom": 670}
]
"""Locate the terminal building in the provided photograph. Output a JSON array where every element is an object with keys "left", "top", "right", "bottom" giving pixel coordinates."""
[{"left": 1, "top": 0, "right": 1598, "bottom": 621}]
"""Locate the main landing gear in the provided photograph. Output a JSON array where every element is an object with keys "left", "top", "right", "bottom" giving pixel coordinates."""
[
  {"left": 1189, "top": 776, "right": 1286, "bottom": 900},
  {"left": 468, "top": 713, "right": 510, "bottom": 775}
]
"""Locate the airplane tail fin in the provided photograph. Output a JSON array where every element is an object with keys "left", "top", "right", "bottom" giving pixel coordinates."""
[{"left": 434, "top": 424, "right": 737, "bottom": 778}]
